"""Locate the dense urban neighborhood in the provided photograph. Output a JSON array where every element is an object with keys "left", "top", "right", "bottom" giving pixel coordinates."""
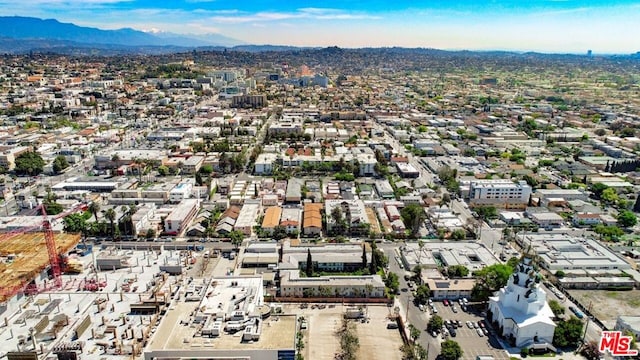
[{"left": 0, "top": 48, "right": 639, "bottom": 360}]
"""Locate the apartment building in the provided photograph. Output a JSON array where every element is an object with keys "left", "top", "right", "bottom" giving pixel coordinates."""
[
  {"left": 468, "top": 179, "right": 531, "bottom": 209},
  {"left": 163, "top": 199, "right": 199, "bottom": 235}
]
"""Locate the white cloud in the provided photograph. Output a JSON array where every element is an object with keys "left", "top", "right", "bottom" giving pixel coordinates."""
[{"left": 208, "top": 8, "right": 381, "bottom": 24}]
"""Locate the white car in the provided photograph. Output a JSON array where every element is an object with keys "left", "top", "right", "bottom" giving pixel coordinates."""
[
  {"left": 466, "top": 321, "right": 474, "bottom": 329},
  {"left": 477, "top": 328, "right": 484, "bottom": 337}
]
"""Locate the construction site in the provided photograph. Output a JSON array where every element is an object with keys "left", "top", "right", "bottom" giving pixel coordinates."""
[
  {"left": 0, "top": 232, "right": 82, "bottom": 303},
  {"left": 0, "top": 244, "right": 210, "bottom": 360}
]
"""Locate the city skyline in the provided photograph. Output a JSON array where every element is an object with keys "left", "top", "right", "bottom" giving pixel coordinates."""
[{"left": 0, "top": 0, "right": 639, "bottom": 53}]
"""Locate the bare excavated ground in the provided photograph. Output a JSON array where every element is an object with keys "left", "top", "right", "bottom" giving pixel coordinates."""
[{"left": 569, "top": 289, "right": 640, "bottom": 327}]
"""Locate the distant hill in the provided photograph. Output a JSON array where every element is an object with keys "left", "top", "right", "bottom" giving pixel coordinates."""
[{"left": 0, "top": 16, "right": 243, "bottom": 49}]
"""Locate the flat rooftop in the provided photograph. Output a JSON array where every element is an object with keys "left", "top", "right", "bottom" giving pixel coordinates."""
[
  {"left": 519, "top": 233, "right": 631, "bottom": 271},
  {"left": 401, "top": 241, "right": 500, "bottom": 271},
  {"left": 148, "top": 276, "right": 295, "bottom": 352},
  {"left": 0, "top": 246, "right": 191, "bottom": 360}
]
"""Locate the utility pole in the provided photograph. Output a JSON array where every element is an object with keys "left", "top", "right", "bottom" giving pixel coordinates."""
[{"left": 581, "top": 301, "right": 594, "bottom": 344}]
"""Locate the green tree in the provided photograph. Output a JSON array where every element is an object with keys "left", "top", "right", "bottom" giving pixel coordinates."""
[
  {"left": 507, "top": 256, "right": 520, "bottom": 270},
  {"left": 471, "top": 264, "right": 513, "bottom": 300},
  {"left": 440, "top": 340, "right": 463, "bottom": 360},
  {"left": 414, "top": 285, "right": 431, "bottom": 304},
  {"left": 475, "top": 205, "right": 498, "bottom": 220},
  {"left": 447, "top": 265, "right": 470, "bottom": 278},
  {"left": 88, "top": 202, "right": 100, "bottom": 222},
  {"left": 105, "top": 208, "right": 117, "bottom": 239},
  {"left": 548, "top": 300, "right": 566, "bottom": 317},
  {"left": 52, "top": 155, "right": 69, "bottom": 174},
  {"left": 617, "top": 210, "right": 638, "bottom": 228},
  {"left": 450, "top": 229, "right": 466, "bottom": 240},
  {"left": 361, "top": 244, "right": 367, "bottom": 270},
  {"left": 408, "top": 324, "right": 421, "bottom": 342},
  {"left": 63, "top": 213, "right": 87, "bottom": 233},
  {"left": 146, "top": 228, "right": 156, "bottom": 239},
  {"left": 553, "top": 317, "right": 584, "bottom": 347},
  {"left": 384, "top": 272, "right": 399, "bottom": 294},
  {"left": 601, "top": 188, "right": 619, "bottom": 204},
  {"left": 199, "top": 164, "right": 213, "bottom": 174},
  {"left": 157, "top": 165, "right": 169, "bottom": 176},
  {"left": 306, "top": 248, "right": 314, "bottom": 277},
  {"left": 427, "top": 314, "right": 444, "bottom": 332},
  {"left": 229, "top": 230, "right": 244, "bottom": 250},
  {"left": 401, "top": 203, "right": 427, "bottom": 238},
  {"left": 590, "top": 183, "right": 608, "bottom": 199},
  {"left": 14, "top": 151, "right": 45, "bottom": 176}
]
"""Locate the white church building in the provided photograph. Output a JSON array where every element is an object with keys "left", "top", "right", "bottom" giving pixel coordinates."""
[{"left": 488, "top": 257, "right": 556, "bottom": 348}]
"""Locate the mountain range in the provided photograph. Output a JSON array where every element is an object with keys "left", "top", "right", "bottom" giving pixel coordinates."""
[{"left": 0, "top": 16, "right": 243, "bottom": 53}]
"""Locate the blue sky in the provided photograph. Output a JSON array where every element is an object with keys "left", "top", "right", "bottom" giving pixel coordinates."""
[{"left": 0, "top": 0, "right": 639, "bottom": 53}]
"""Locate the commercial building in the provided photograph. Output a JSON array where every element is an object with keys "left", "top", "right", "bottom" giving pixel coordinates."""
[
  {"left": 424, "top": 278, "right": 475, "bottom": 300},
  {"left": 145, "top": 276, "right": 297, "bottom": 360},
  {"left": 468, "top": 179, "right": 531, "bottom": 209},
  {"left": 279, "top": 270, "right": 385, "bottom": 298},
  {"left": 488, "top": 258, "right": 556, "bottom": 348},
  {"left": 52, "top": 179, "right": 120, "bottom": 192},
  {"left": 534, "top": 189, "right": 589, "bottom": 206},
  {"left": 163, "top": 199, "right": 199, "bottom": 235},
  {"left": 401, "top": 241, "right": 500, "bottom": 272},
  {"left": 516, "top": 233, "right": 631, "bottom": 272}
]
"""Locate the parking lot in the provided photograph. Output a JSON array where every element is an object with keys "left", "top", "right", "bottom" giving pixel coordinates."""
[{"left": 429, "top": 301, "right": 509, "bottom": 360}]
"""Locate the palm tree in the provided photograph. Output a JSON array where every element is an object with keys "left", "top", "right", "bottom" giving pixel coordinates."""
[
  {"left": 105, "top": 208, "right": 116, "bottom": 239},
  {"left": 88, "top": 202, "right": 100, "bottom": 222}
]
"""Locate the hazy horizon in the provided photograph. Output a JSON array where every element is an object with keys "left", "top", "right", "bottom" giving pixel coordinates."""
[{"left": 1, "top": 0, "right": 639, "bottom": 54}]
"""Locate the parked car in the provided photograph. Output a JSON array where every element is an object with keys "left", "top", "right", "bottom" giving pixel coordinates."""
[
  {"left": 450, "top": 328, "right": 457, "bottom": 337},
  {"left": 451, "top": 305, "right": 458, "bottom": 313},
  {"left": 456, "top": 320, "right": 463, "bottom": 328},
  {"left": 461, "top": 305, "right": 468, "bottom": 312},
  {"left": 478, "top": 320, "right": 485, "bottom": 328},
  {"left": 482, "top": 328, "right": 489, "bottom": 336},
  {"left": 419, "top": 304, "right": 425, "bottom": 312},
  {"left": 443, "top": 299, "right": 449, "bottom": 306},
  {"left": 466, "top": 321, "right": 474, "bottom": 329},
  {"left": 477, "top": 328, "right": 484, "bottom": 337}
]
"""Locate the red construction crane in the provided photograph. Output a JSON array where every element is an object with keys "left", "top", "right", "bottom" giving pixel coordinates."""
[{"left": 0, "top": 202, "right": 88, "bottom": 302}]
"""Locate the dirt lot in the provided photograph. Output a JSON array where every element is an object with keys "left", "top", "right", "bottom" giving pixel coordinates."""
[
  {"left": 569, "top": 289, "right": 640, "bottom": 326},
  {"left": 285, "top": 304, "right": 403, "bottom": 360},
  {"left": 355, "top": 306, "right": 403, "bottom": 360}
]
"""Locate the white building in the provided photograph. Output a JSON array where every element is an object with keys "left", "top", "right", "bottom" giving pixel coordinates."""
[
  {"left": 169, "top": 180, "right": 194, "bottom": 203},
  {"left": 279, "top": 270, "right": 385, "bottom": 298},
  {"left": 469, "top": 179, "right": 531, "bottom": 209},
  {"left": 254, "top": 153, "right": 277, "bottom": 175},
  {"left": 488, "top": 258, "right": 556, "bottom": 348},
  {"left": 163, "top": 199, "right": 199, "bottom": 235}
]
